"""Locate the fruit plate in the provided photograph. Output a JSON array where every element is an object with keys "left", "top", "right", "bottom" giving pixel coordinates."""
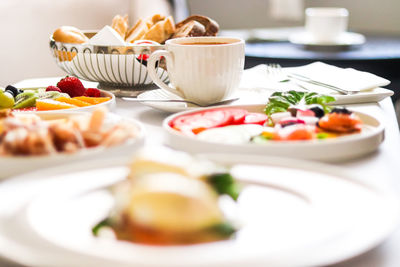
[
  {"left": 0, "top": 155, "right": 398, "bottom": 267},
  {"left": 163, "top": 104, "right": 384, "bottom": 162},
  {"left": 12, "top": 89, "right": 116, "bottom": 113},
  {"left": 0, "top": 112, "right": 145, "bottom": 179}
]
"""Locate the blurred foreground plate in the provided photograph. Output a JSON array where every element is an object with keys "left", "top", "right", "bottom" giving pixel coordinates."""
[{"left": 0, "top": 155, "right": 397, "bottom": 267}]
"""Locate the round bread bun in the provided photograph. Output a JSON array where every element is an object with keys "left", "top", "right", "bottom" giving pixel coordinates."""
[{"left": 53, "top": 26, "right": 88, "bottom": 44}]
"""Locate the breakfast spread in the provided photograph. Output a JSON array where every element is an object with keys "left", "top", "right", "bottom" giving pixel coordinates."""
[
  {"left": 0, "top": 108, "right": 139, "bottom": 156},
  {"left": 92, "top": 147, "right": 239, "bottom": 245},
  {"left": 169, "top": 91, "right": 364, "bottom": 143},
  {"left": 0, "top": 77, "right": 111, "bottom": 111},
  {"left": 52, "top": 14, "right": 219, "bottom": 46}
]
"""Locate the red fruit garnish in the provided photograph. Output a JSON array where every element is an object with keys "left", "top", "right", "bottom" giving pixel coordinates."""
[
  {"left": 244, "top": 113, "right": 269, "bottom": 125},
  {"left": 46, "top": 85, "right": 61, "bottom": 92},
  {"left": 84, "top": 88, "right": 101, "bottom": 97},
  {"left": 137, "top": 54, "right": 150, "bottom": 61},
  {"left": 57, "top": 76, "right": 86, "bottom": 97}
]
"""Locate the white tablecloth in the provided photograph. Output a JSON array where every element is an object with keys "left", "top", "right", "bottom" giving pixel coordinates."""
[{"left": 1, "top": 78, "right": 399, "bottom": 267}]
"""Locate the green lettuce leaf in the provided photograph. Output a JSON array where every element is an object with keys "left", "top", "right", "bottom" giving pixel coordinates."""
[{"left": 264, "top": 91, "right": 336, "bottom": 116}]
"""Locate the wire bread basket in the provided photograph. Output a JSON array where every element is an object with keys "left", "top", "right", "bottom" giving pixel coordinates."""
[{"left": 50, "top": 32, "right": 169, "bottom": 97}]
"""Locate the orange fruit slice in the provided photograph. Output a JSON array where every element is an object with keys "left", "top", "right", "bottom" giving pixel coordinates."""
[
  {"left": 56, "top": 97, "right": 92, "bottom": 107},
  {"left": 36, "top": 99, "right": 77, "bottom": 111},
  {"left": 73, "top": 96, "right": 111, "bottom": 105}
]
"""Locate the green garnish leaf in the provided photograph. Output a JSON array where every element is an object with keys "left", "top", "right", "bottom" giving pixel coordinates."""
[
  {"left": 92, "top": 218, "right": 112, "bottom": 236},
  {"left": 207, "top": 173, "right": 240, "bottom": 201},
  {"left": 251, "top": 135, "right": 272, "bottom": 144},
  {"left": 264, "top": 90, "right": 336, "bottom": 116},
  {"left": 207, "top": 222, "right": 236, "bottom": 237},
  {"left": 316, "top": 132, "right": 329, "bottom": 139}
]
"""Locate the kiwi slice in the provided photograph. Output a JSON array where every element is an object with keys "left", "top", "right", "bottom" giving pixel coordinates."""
[
  {"left": 0, "top": 90, "right": 15, "bottom": 109},
  {"left": 36, "top": 89, "right": 70, "bottom": 100},
  {"left": 13, "top": 92, "right": 38, "bottom": 109}
]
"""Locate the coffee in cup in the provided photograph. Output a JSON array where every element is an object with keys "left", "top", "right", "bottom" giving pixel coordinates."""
[
  {"left": 305, "top": 7, "right": 349, "bottom": 43},
  {"left": 147, "top": 37, "right": 245, "bottom": 105}
]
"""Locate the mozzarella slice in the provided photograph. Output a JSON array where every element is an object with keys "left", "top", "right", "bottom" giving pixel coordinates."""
[{"left": 197, "top": 124, "right": 264, "bottom": 145}]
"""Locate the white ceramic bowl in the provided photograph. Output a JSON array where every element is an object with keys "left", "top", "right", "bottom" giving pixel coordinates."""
[
  {"left": 0, "top": 112, "right": 145, "bottom": 179},
  {"left": 49, "top": 32, "right": 169, "bottom": 96},
  {"left": 163, "top": 104, "right": 385, "bottom": 162}
]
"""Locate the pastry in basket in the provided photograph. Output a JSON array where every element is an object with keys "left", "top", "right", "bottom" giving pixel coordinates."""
[
  {"left": 126, "top": 14, "right": 175, "bottom": 44},
  {"left": 172, "top": 15, "right": 219, "bottom": 38},
  {"left": 52, "top": 26, "right": 89, "bottom": 44},
  {"left": 111, "top": 14, "right": 129, "bottom": 39},
  {"left": 52, "top": 26, "right": 89, "bottom": 61},
  {"left": 92, "top": 148, "right": 239, "bottom": 245}
]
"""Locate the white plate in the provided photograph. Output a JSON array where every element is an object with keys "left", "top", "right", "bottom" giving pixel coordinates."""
[
  {"left": 289, "top": 31, "right": 366, "bottom": 46},
  {"left": 0, "top": 112, "right": 145, "bottom": 179},
  {"left": 0, "top": 155, "right": 398, "bottom": 267},
  {"left": 163, "top": 104, "right": 384, "bottom": 162}
]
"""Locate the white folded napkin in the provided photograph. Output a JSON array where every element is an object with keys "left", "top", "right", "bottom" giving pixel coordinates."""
[
  {"left": 287, "top": 62, "right": 390, "bottom": 92},
  {"left": 88, "top": 25, "right": 126, "bottom": 46}
]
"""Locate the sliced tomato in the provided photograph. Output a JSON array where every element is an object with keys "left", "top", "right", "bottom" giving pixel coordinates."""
[
  {"left": 171, "top": 109, "right": 235, "bottom": 135},
  {"left": 244, "top": 113, "right": 268, "bottom": 125},
  {"left": 223, "top": 108, "right": 249, "bottom": 124}
]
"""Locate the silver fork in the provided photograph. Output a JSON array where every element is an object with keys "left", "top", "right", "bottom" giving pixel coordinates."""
[
  {"left": 266, "top": 64, "right": 358, "bottom": 95},
  {"left": 265, "top": 64, "right": 310, "bottom": 91}
]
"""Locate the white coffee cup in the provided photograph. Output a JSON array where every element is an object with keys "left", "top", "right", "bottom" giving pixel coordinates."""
[
  {"left": 305, "top": 7, "right": 349, "bottom": 43},
  {"left": 147, "top": 37, "right": 245, "bottom": 105}
]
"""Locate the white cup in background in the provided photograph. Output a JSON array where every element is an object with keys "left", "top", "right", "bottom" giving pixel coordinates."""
[
  {"left": 305, "top": 7, "right": 349, "bottom": 43},
  {"left": 147, "top": 37, "right": 245, "bottom": 105}
]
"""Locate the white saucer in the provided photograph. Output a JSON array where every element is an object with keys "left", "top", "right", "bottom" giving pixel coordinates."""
[
  {"left": 289, "top": 31, "right": 366, "bottom": 46},
  {"left": 137, "top": 88, "right": 198, "bottom": 113}
]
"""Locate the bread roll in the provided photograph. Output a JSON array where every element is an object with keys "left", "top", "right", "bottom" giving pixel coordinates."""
[
  {"left": 52, "top": 26, "right": 88, "bottom": 44},
  {"left": 173, "top": 15, "right": 219, "bottom": 38},
  {"left": 172, "top": 20, "right": 206, "bottom": 38}
]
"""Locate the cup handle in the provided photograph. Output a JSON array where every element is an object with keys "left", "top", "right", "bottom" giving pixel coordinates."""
[{"left": 147, "top": 50, "right": 184, "bottom": 98}]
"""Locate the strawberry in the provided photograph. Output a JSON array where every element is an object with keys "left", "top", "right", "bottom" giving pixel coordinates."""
[
  {"left": 57, "top": 76, "right": 86, "bottom": 97},
  {"left": 46, "top": 85, "right": 61, "bottom": 92},
  {"left": 84, "top": 88, "right": 101, "bottom": 97}
]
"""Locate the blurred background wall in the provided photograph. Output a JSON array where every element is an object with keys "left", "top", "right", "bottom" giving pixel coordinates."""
[
  {"left": 188, "top": 0, "right": 400, "bottom": 35},
  {"left": 0, "top": 0, "right": 399, "bottom": 86}
]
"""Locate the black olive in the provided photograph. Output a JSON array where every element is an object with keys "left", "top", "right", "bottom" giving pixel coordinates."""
[
  {"left": 331, "top": 107, "right": 352, "bottom": 115},
  {"left": 4, "top": 85, "right": 20, "bottom": 98},
  {"left": 309, "top": 105, "right": 325, "bottom": 118}
]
